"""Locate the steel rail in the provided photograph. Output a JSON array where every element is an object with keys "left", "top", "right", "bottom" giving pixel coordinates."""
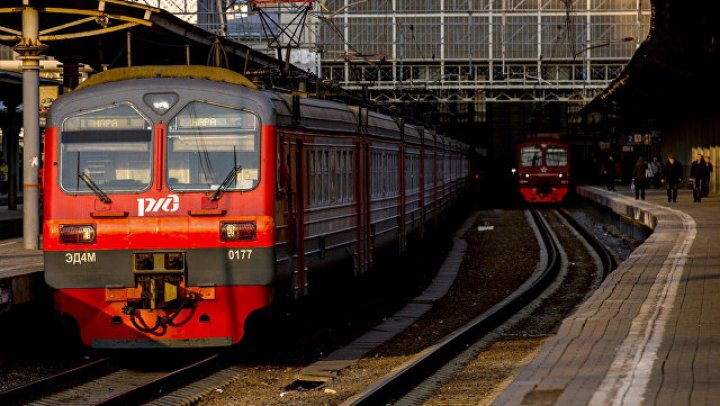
[
  {"left": 93, "top": 353, "right": 221, "bottom": 406},
  {"left": 342, "top": 207, "right": 563, "bottom": 405},
  {"left": 0, "top": 357, "right": 113, "bottom": 406},
  {"left": 556, "top": 207, "right": 618, "bottom": 279},
  {"left": 1, "top": 352, "right": 222, "bottom": 406}
]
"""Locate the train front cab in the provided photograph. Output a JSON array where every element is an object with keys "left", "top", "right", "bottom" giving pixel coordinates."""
[
  {"left": 516, "top": 141, "right": 570, "bottom": 203},
  {"left": 43, "top": 68, "right": 278, "bottom": 348}
]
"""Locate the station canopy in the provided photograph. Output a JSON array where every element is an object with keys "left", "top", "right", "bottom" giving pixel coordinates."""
[
  {"left": 584, "top": 0, "right": 720, "bottom": 129},
  {"left": 0, "top": 0, "right": 297, "bottom": 76}
]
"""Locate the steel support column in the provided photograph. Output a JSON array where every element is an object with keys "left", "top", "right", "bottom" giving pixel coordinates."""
[{"left": 14, "top": 7, "right": 46, "bottom": 250}]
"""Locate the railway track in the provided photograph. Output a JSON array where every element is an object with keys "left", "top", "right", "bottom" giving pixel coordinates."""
[
  {"left": 0, "top": 357, "right": 113, "bottom": 405},
  {"left": 0, "top": 208, "right": 616, "bottom": 405},
  {"left": 342, "top": 207, "right": 616, "bottom": 405},
  {"left": 0, "top": 227, "right": 456, "bottom": 406},
  {"left": 0, "top": 353, "right": 222, "bottom": 406}
]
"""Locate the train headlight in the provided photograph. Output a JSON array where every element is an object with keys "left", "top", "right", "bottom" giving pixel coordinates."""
[
  {"left": 60, "top": 225, "right": 96, "bottom": 244},
  {"left": 524, "top": 173, "right": 530, "bottom": 179},
  {"left": 221, "top": 222, "right": 256, "bottom": 241},
  {"left": 558, "top": 173, "right": 564, "bottom": 178},
  {"left": 143, "top": 93, "right": 179, "bottom": 115}
]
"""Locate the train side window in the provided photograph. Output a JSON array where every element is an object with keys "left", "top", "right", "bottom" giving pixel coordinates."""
[
  {"left": 393, "top": 154, "right": 397, "bottom": 193},
  {"left": 424, "top": 155, "right": 431, "bottom": 188},
  {"left": 307, "top": 151, "right": 317, "bottom": 206},
  {"left": 389, "top": 154, "right": 394, "bottom": 195},
  {"left": 379, "top": 152, "right": 385, "bottom": 197},
  {"left": 406, "top": 154, "right": 419, "bottom": 192},
  {"left": 346, "top": 151, "right": 353, "bottom": 201},
  {"left": 334, "top": 150, "right": 341, "bottom": 202},
  {"left": 316, "top": 149, "right": 322, "bottom": 204},
  {"left": 414, "top": 155, "right": 419, "bottom": 191},
  {"left": 323, "top": 149, "right": 329, "bottom": 203},
  {"left": 370, "top": 151, "right": 380, "bottom": 197},
  {"left": 445, "top": 156, "right": 450, "bottom": 182}
]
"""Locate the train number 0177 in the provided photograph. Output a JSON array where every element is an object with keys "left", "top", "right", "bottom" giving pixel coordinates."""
[{"left": 228, "top": 249, "right": 253, "bottom": 260}]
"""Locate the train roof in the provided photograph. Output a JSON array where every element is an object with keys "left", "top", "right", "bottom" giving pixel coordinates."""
[
  {"left": 403, "top": 123, "right": 422, "bottom": 144},
  {"left": 76, "top": 65, "right": 258, "bottom": 90},
  {"left": 367, "top": 110, "right": 401, "bottom": 139},
  {"left": 272, "top": 95, "right": 358, "bottom": 133},
  {"left": 423, "top": 128, "right": 436, "bottom": 147},
  {"left": 63, "top": 66, "right": 449, "bottom": 146},
  {"left": 517, "top": 138, "right": 569, "bottom": 148}
]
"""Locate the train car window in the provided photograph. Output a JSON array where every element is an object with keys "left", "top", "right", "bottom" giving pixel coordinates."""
[
  {"left": 60, "top": 104, "right": 152, "bottom": 193},
  {"left": 371, "top": 151, "right": 379, "bottom": 197},
  {"left": 345, "top": 151, "right": 353, "bottom": 201},
  {"left": 406, "top": 154, "right": 420, "bottom": 192},
  {"left": 520, "top": 146, "right": 543, "bottom": 167},
  {"left": 308, "top": 150, "right": 315, "bottom": 205},
  {"left": 167, "top": 102, "right": 260, "bottom": 191},
  {"left": 323, "top": 150, "right": 330, "bottom": 203},
  {"left": 313, "top": 149, "right": 319, "bottom": 204},
  {"left": 424, "top": 155, "right": 433, "bottom": 188},
  {"left": 308, "top": 147, "right": 352, "bottom": 207},
  {"left": 546, "top": 146, "right": 568, "bottom": 167},
  {"left": 334, "top": 150, "right": 341, "bottom": 202},
  {"left": 391, "top": 153, "right": 399, "bottom": 194}
]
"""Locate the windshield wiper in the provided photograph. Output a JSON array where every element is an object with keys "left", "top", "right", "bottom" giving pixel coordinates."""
[
  {"left": 79, "top": 171, "right": 112, "bottom": 203},
  {"left": 210, "top": 165, "right": 242, "bottom": 201}
]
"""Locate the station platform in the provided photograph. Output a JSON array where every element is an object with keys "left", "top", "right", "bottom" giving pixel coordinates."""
[
  {"left": 495, "top": 185, "right": 720, "bottom": 405},
  {"left": 0, "top": 204, "right": 23, "bottom": 240},
  {"left": 0, "top": 237, "right": 44, "bottom": 317},
  {"left": 0, "top": 203, "right": 45, "bottom": 316}
]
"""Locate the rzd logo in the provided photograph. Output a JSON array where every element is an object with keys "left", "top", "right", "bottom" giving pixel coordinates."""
[{"left": 137, "top": 194, "right": 180, "bottom": 217}]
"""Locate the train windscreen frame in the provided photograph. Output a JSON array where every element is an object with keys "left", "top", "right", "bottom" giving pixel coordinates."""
[
  {"left": 520, "top": 146, "right": 543, "bottom": 167},
  {"left": 545, "top": 146, "right": 568, "bottom": 167},
  {"left": 59, "top": 103, "right": 153, "bottom": 194},
  {"left": 166, "top": 102, "right": 261, "bottom": 192}
]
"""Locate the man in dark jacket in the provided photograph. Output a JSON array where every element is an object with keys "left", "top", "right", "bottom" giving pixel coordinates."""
[
  {"left": 702, "top": 154, "right": 713, "bottom": 197},
  {"left": 632, "top": 156, "right": 648, "bottom": 200},
  {"left": 690, "top": 153, "right": 708, "bottom": 202},
  {"left": 603, "top": 155, "right": 616, "bottom": 191},
  {"left": 662, "top": 153, "right": 683, "bottom": 203}
]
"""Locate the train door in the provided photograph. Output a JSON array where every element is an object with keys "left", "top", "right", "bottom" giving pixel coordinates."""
[
  {"left": 355, "top": 140, "right": 371, "bottom": 275},
  {"left": 288, "top": 138, "right": 307, "bottom": 297}
]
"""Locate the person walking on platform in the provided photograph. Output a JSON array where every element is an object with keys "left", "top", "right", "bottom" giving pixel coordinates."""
[
  {"left": 603, "top": 155, "right": 616, "bottom": 191},
  {"left": 662, "top": 153, "right": 683, "bottom": 203},
  {"left": 632, "top": 156, "right": 648, "bottom": 200},
  {"left": 690, "top": 153, "right": 708, "bottom": 202},
  {"left": 0, "top": 159, "right": 8, "bottom": 195},
  {"left": 649, "top": 156, "right": 661, "bottom": 188},
  {"left": 702, "top": 154, "right": 712, "bottom": 197}
]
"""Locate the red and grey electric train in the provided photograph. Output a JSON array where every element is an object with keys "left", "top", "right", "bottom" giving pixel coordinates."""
[
  {"left": 515, "top": 137, "right": 571, "bottom": 203},
  {"left": 43, "top": 66, "right": 469, "bottom": 348}
]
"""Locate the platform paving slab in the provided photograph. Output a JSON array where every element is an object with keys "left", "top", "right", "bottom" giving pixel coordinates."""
[{"left": 494, "top": 186, "right": 719, "bottom": 405}]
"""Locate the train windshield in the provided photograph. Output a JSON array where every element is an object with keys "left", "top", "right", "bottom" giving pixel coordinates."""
[
  {"left": 60, "top": 104, "right": 152, "bottom": 193},
  {"left": 546, "top": 146, "right": 568, "bottom": 167},
  {"left": 167, "top": 102, "right": 260, "bottom": 191},
  {"left": 520, "top": 146, "right": 543, "bottom": 167}
]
